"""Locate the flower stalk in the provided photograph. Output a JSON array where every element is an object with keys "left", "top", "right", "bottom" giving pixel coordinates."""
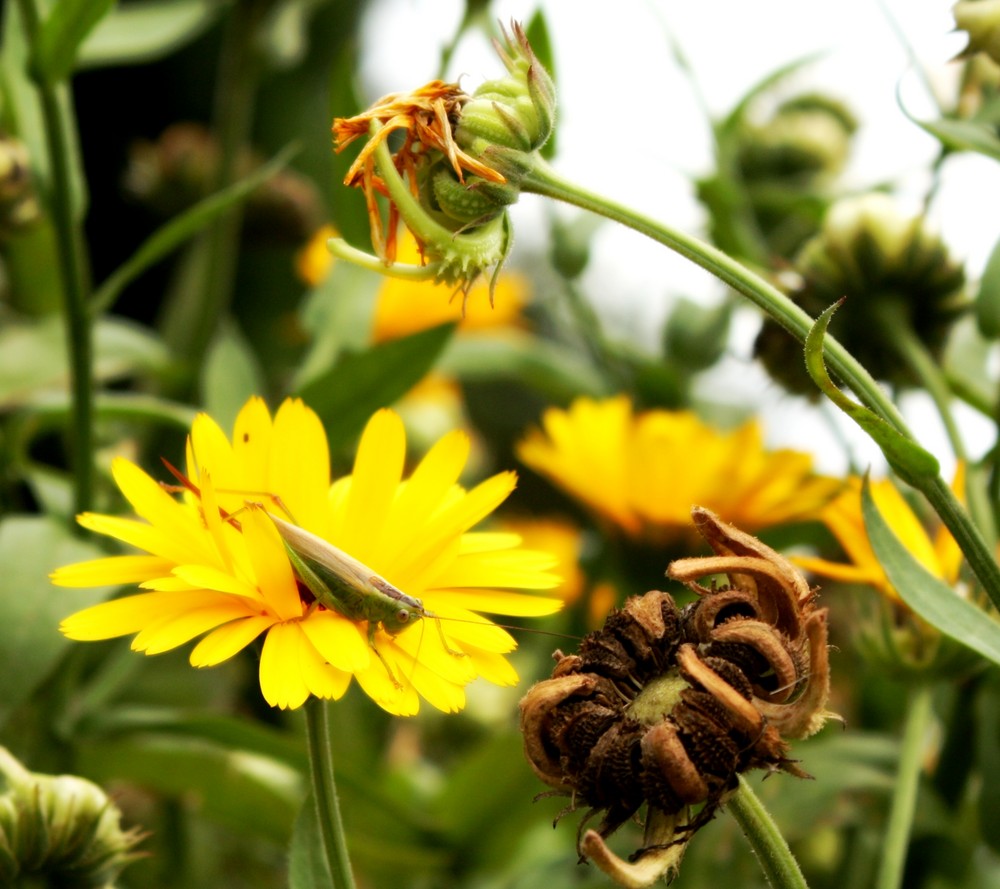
[
  {"left": 728, "top": 775, "right": 810, "bottom": 889},
  {"left": 874, "top": 683, "right": 935, "bottom": 889},
  {"left": 15, "top": 0, "right": 94, "bottom": 516},
  {"left": 304, "top": 698, "right": 356, "bottom": 889}
]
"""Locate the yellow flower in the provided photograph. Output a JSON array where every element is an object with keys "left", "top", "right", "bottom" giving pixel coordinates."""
[
  {"left": 794, "top": 472, "right": 964, "bottom": 603},
  {"left": 296, "top": 226, "right": 529, "bottom": 340},
  {"left": 499, "top": 517, "right": 585, "bottom": 605},
  {"left": 516, "top": 395, "right": 840, "bottom": 540},
  {"left": 52, "top": 398, "right": 562, "bottom": 715}
]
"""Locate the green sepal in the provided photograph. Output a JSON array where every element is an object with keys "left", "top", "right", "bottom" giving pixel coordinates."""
[{"left": 805, "top": 301, "right": 939, "bottom": 485}]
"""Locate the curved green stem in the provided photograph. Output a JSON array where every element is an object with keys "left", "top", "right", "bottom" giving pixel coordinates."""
[
  {"left": 304, "top": 698, "right": 356, "bottom": 889},
  {"left": 16, "top": 0, "right": 94, "bottom": 515},
  {"left": 887, "top": 313, "right": 997, "bottom": 545},
  {"left": 874, "top": 683, "right": 935, "bottom": 889},
  {"left": 728, "top": 775, "right": 809, "bottom": 889},
  {"left": 521, "top": 156, "right": 1000, "bottom": 614},
  {"left": 522, "top": 158, "right": 906, "bottom": 431}
]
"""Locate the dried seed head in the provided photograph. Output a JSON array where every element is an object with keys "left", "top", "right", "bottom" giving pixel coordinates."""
[{"left": 519, "top": 507, "right": 835, "bottom": 887}]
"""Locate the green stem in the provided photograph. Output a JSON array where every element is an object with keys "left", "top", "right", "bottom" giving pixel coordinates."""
[
  {"left": 874, "top": 683, "right": 935, "bottom": 889},
  {"left": 159, "top": 0, "right": 267, "bottom": 375},
  {"left": 522, "top": 158, "right": 906, "bottom": 431},
  {"left": 728, "top": 775, "right": 809, "bottom": 889},
  {"left": 303, "top": 698, "right": 356, "bottom": 889},
  {"left": 887, "top": 314, "right": 997, "bottom": 545},
  {"left": 521, "top": 156, "right": 1000, "bottom": 614},
  {"left": 16, "top": 0, "right": 94, "bottom": 515}
]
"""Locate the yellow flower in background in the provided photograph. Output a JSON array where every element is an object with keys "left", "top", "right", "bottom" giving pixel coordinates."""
[
  {"left": 795, "top": 472, "right": 964, "bottom": 603},
  {"left": 52, "top": 398, "right": 562, "bottom": 715},
  {"left": 516, "top": 395, "right": 840, "bottom": 540},
  {"left": 296, "top": 225, "right": 529, "bottom": 341}
]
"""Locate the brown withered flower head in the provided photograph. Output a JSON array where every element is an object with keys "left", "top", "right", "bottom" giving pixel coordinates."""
[{"left": 520, "top": 507, "right": 834, "bottom": 887}]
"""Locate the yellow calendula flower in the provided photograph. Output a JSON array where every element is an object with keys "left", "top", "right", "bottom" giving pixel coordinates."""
[
  {"left": 296, "top": 226, "right": 529, "bottom": 341},
  {"left": 794, "top": 472, "right": 964, "bottom": 603},
  {"left": 516, "top": 395, "right": 839, "bottom": 540},
  {"left": 52, "top": 398, "right": 562, "bottom": 715}
]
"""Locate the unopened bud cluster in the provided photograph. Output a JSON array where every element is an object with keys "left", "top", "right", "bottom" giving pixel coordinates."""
[
  {"left": 520, "top": 509, "right": 832, "bottom": 885},
  {"left": 756, "top": 193, "right": 967, "bottom": 393},
  {"left": 0, "top": 747, "right": 141, "bottom": 886}
]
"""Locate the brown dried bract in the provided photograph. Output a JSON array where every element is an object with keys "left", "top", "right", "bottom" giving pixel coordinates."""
[
  {"left": 519, "top": 507, "right": 834, "bottom": 887},
  {"left": 332, "top": 81, "right": 505, "bottom": 262}
]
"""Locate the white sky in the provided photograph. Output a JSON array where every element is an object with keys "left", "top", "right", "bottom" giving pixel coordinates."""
[{"left": 357, "top": 0, "right": 999, "bottom": 477}]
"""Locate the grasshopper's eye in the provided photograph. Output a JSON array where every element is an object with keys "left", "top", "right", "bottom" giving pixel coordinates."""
[{"left": 396, "top": 607, "right": 413, "bottom": 624}]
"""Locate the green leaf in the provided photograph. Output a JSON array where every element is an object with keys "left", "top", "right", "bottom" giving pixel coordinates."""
[
  {"left": 805, "top": 301, "right": 939, "bottom": 485},
  {"left": 976, "top": 234, "right": 1000, "bottom": 339},
  {"left": 0, "top": 316, "right": 171, "bottom": 409},
  {"left": 201, "top": 323, "right": 265, "bottom": 432},
  {"left": 288, "top": 797, "right": 332, "bottom": 889},
  {"left": 0, "top": 516, "right": 113, "bottom": 728},
  {"left": 861, "top": 478, "right": 1000, "bottom": 668},
  {"left": 32, "top": 0, "right": 116, "bottom": 84},
  {"left": 76, "top": 734, "right": 304, "bottom": 842},
  {"left": 439, "top": 331, "right": 610, "bottom": 401},
  {"left": 912, "top": 116, "right": 1000, "bottom": 162},
  {"left": 91, "top": 144, "right": 298, "bottom": 315},
  {"left": 294, "top": 323, "right": 456, "bottom": 453},
  {"left": 77, "top": 0, "right": 223, "bottom": 70}
]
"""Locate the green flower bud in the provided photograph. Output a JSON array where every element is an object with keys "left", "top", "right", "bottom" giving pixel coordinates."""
[
  {"left": 738, "top": 94, "right": 857, "bottom": 181},
  {"left": 755, "top": 193, "right": 967, "bottom": 393},
  {"left": 0, "top": 747, "right": 141, "bottom": 887},
  {"left": 955, "top": 0, "right": 1000, "bottom": 66},
  {"left": 663, "top": 298, "right": 733, "bottom": 372},
  {"left": 331, "top": 21, "right": 556, "bottom": 300},
  {"left": 0, "top": 135, "right": 40, "bottom": 237}
]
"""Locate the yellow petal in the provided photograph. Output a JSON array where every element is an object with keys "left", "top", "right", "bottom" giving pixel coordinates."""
[
  {"left": 132, "top": 602, "right": 257, "bottom": 654},
  {"left": 259, "top": 622, "right": 311, "bottom": 709},
  {"left": 190, "top": 615, "right": 274, "bottom": 666},
  {"left": 172, "top": 564, "right": 263, "bottom": 601},
  {"left": 111, "top": 459, "right": 216, "bottom": 563},
  {"left": 354, "top": 657, "right": 420, "bottom": 716},
  {"left": 426, "top": 588, "right": 564, "bottom": 617},
  {"left": 241, "top": 508, "right": 303, "bottom": 620},
  {"left": 268, "top": 399, "right": 331, "bottom": 533},
  {"left": 464, "top": 646, "right": 519, "bottom": 686},
  {"left": 60, "top": 590, "right": 227, "bottom": 640},
  {"left": 50, "top": 554, "right": 173, "bottom": 587},
  {"left": 231, "top": 397, "right": 275, "bottom": 493},
  {"left": 338, "top": 409, "right": 406, "bottom": 562},
  {"left": 299, "top": 610, "right": 370, "bottom": 672}
]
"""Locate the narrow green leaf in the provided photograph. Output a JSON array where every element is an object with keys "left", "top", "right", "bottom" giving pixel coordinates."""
[
  {"left": 861, "top": 478, "right": 1000, "bottom": 668},
  {"left": 0, "top": 516, "right": 113, "bottom": 728},
  {"left": 805, "top": 301, "right": 939, "bottom": 485},
  {"left": 288, "top": 797, "right": 332, "bottom": 889},
  {"left": 976, "top": 234, "right": 1000, "bottom": 339},
  {"left": 912, "top": 116, "right": 1000, "bottom": 162},
  {"left": 295, "top": 323, "right": 455, "bottom": 453},
  {"left": 77, "top": 0, "right": 222, "bottom": 70},
  {"left": 91, "top": 144, "right": 298, "bottom": 315},
  {"left": 33, "top": 0, "right": 116, "bottom": 84}
]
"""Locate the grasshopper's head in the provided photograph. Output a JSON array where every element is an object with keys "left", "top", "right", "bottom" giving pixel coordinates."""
[{"left": 370, "top": 577, "right": 425, "bottom": 634}]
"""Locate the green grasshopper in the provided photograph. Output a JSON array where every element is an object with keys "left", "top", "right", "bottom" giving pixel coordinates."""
[
  {"left": 161, "top": 460, "right": 437, "bottom": 687},
  {"left": 252, "top": 505, "right": 433, "bottom": 684}
]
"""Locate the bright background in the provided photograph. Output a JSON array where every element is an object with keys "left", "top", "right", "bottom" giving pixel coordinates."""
[{"left": 357, "top": 0, "right": 999, "bottom": 476}]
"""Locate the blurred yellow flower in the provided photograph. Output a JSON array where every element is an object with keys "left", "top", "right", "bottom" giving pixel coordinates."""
[
  {"left": 794, "top": 472, "right": 964, "bottom": 604},
  {"left": 52, "top": 398, "right": 562, "bottom": 715},
  {"left": 296, "top": 225, "right": 528, "bottom": 342},
  {"left": 516, "top": 395, "right": 840, "bottom": 540}
]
